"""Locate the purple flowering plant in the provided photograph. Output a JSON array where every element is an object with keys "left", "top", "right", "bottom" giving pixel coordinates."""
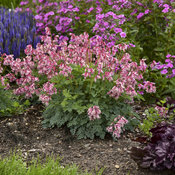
[
  {"left": 18, "top": 0, "right": 175, "bottom": 65},
  {"left": 0, "top": 7, "right": 40, "bottom": 59},
  {"left": 115, "top": 0, "right": 175, "bottom": 63},
  {"left": 150, "top": 54, "right": 175, "bottom": 99}
]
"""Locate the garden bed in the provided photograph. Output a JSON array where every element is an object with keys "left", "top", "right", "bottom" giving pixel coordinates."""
[
  {"left": 0, "top": 104, "right": 173, "bottom": 175},
  {"left": 1, "top": 0, "right": 175, "bottom": 174}
]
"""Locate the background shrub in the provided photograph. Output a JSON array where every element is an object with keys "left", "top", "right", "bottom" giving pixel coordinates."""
[{"left": 0, "top": 0, "right": 22, "bottom": 9}]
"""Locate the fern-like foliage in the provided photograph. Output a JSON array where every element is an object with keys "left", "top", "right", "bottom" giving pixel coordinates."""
[{"left": 42, "top": 93, "right": 139, "bottom": 139}]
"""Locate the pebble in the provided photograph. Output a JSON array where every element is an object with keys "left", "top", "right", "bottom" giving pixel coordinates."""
[
  {"left": 84, "top": 144, "right": 90, "bottom": 148},
  {"left": 115, "top": 164, "right": 120, "bottom": 169},
  {"left": 6, "top": 122, "right": 17, "bottom": 130},
  {"left": 117, "top": 148, "right": 122, "bottom": 152}
]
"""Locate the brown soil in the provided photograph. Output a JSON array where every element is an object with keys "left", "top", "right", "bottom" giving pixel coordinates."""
[{"left": 0, "top": 104, "right": 174, "bottom": 175}]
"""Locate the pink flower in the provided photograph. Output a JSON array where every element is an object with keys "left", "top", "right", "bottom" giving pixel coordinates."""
[
  {"left": 142, "top": 81, "right": 156, "bottom": 93},
  {"left": 88, "top": 106, "right": 101, "bottom": 120},
  {"left": 155, "top": 106, "right": 168, "bottom": 117},
  {"left": 139, "top": 59, "right": 147, "bottom": 71},
  {"left": 24, "top": 45, "right": 33, "bottom": 55},
  {"left": 150, "top": 60, "right": 158, "bottom": 69},
  {"left": 106, "top": 116, "right": 128, "bottom": 138},
  {"left": 39, "top": 94, "right": 51, "bottom": 106}
]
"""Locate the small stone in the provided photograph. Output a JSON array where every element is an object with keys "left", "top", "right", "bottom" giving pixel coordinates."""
[
  {"left": 6, "top": 122, "right": 13, "bottom": 127},
  {"left": 135, "top": 128, "right": 139, "bottom": 132},
  {"left": 6, "top": 122, "right": 17, "bottom": 130},
  {"left": 117, "top": 148, "right": 121, "bottom": 152},
  {"left": 77, "top": 154, "right": 82, "bottom": 157},
  {"left": 37, "top": 137, "right": 39, "bottom": 139},
  {"left": 115, "top": 164, "right": 120, "bottom": 169},
  {"left": 29, "top": 149, "right": 37, "bottom": 152},
  {"left": 84, "top": 144, "right": 90, "bottom": 148},
  {"left": 124, "top": 148, "right": 127, "bottom": 151}
]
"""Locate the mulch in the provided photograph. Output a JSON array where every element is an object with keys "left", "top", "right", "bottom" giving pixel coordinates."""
[{"left": 0, "top": 104, "right": 174, "bottom": 175}]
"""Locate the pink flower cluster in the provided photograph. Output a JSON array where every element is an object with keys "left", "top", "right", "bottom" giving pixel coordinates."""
[
  {"left": 138, "top": 81, "right": 156, "bottom": 94},
  {"left": 0, "top": 27, "right": 156, "bottom": 105},
  {"left": 87, "top": 106, "right": 101, "bottom": 120},
  {"left": 155, "top": 106, "right": 168, "bottom": 117},
  {"left": 108, "top": 51, "right": 156, "bottom": 100},
  {"left": 106, "top": 115, "right": 128, "bottom": 138}
]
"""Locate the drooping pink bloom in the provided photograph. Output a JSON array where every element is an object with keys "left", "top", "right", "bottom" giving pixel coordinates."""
[{"left": 88, "top": 106, "right": 101, "bottom": 120}]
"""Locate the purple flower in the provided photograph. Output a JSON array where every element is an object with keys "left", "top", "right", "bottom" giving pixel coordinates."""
[
  {"left": 35, "top": 15, "right": 42, "bottom": 20},
  {"left": 68, "top": 5, "right": 73, "bottom": 9},
  {"left": 162, "top": 8, "right": 169, "bottom": 13},
  {"left": 155, "top": 64, "right": 164, "bottom": 69},
  {"left": 96, "top": 7, "right": 102, "bottom": 13},
  {"left": 72, "top": 7, "right": 79, "bottom": 12},
  {"left": 120, "top": 32, "right": 126, "bottom": 38},
  {"left": 75, "top": 16, "right": 80, "bottom": 20},
  {"left": 115, "top": 64, "right": 121, "bottom": 72},
  {"left": 36, "top": 23, "right": 44, "bottom": 27},
  {"left": 103, "top": 22, "right": 109, "bottom": 27},
  {"left": 166, "top": 54, "right": 171, "bottom": 58},
  {"left": 172, "top": 69, "right": 175, "bottom": 74},
  {"left": 137, "top": 12, "right": 144, "bottom": 19},
  {"left": 96, "top": 14, "right": 104, "bottom": 20},
  {"left": 55, "top": 25, "right": 62, "bottom": 31},
  {"left": 145, "top": 9, "right": 150, "bottom": 14},
  {"left": 114, "top": 28, "right": 122, "bottom": 33},
  {"left": 130, "top": 9, "right": 137, "bottom": 16},
  {"left": 165, "top": 59, "right": 172, "bottom": 63},
  {"left": 166, "top": 63, "right": 173, "bottom": 68},
  {"left": 138, "top": 91, "right": 144, "bottom": 95},
  {"left": 20, "top": 1, "right": 29, "bottom": 6},
  {"left": 129, "top": 43, "right": 135, "bottom": 47},
  {"left": 87, "top": 7, "right": 94, "bottom": 13},
  {"left": 161, "top": 69, "right": 168, "bottom": 74},
  {"left": 45, "top": 11, "right": 55, "bottom": 18},
  {"left": 163, "top": 4, "right": 169, "bottom": 8}
]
